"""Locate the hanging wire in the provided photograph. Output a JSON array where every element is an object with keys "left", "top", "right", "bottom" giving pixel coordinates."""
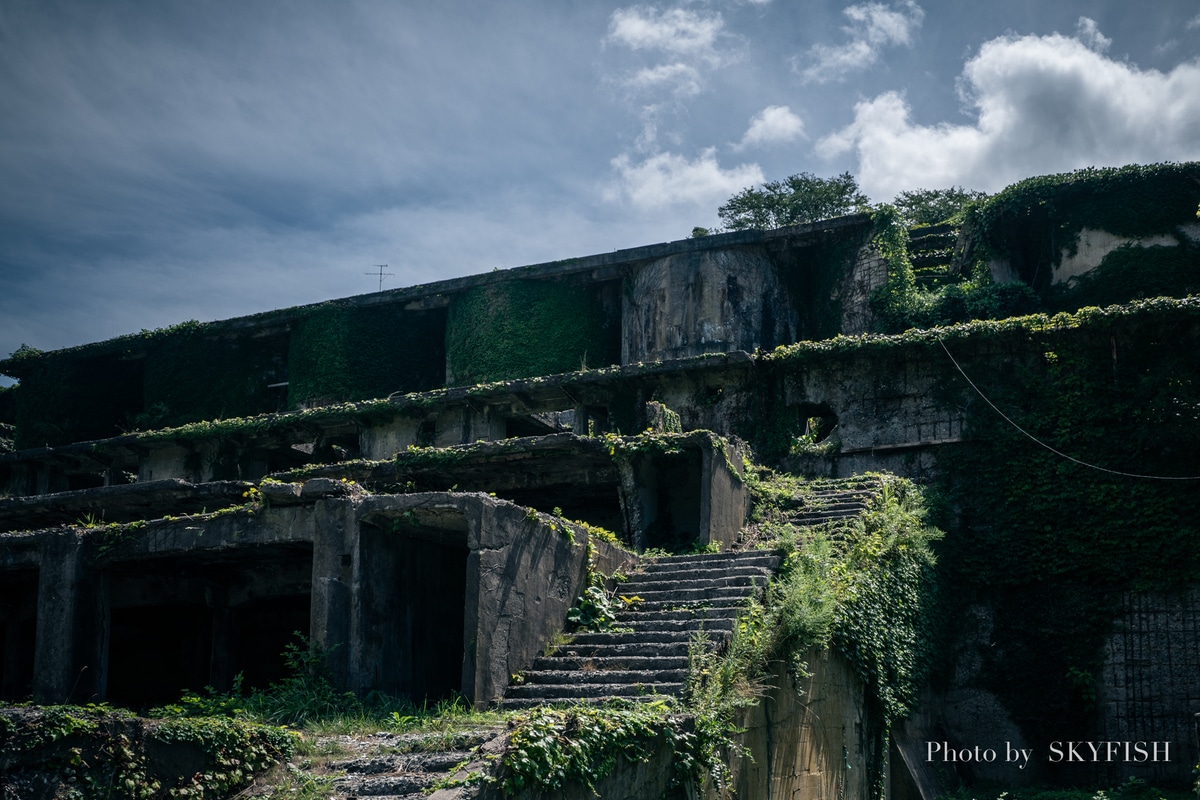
[{"left": 938, "top": 337, "right": 1200, "bottom": 481}]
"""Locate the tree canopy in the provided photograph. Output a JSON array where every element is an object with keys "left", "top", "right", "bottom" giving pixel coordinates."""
[
  {"left": 716, "top": 171, "right": 871, "bottom": 231},
  {"left": 891, "top": 186, "right": 988, "bottom": 227}
]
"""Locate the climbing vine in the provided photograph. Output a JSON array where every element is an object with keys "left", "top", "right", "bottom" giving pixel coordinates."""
[
  {"left": 287, "top": 302, "right": 445, "bottom": 407},
  {"left": 445, "top": 279, "right": 620, "bottom": 385}
]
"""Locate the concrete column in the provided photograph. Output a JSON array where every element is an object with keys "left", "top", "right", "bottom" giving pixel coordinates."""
[
  {"left": 32, "top": 530, "right": 107, "bottom": 703},
  {"left": 697, "top": 439, "right": 747, "bottom": 549},
  {"left": 309, "top": 499, "right": 359, "bottom": 691}
]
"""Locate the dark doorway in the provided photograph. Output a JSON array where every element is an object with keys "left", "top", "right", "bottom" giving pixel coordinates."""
[
  {"left": 104, "top": 544, "right": 313, "bottom": 708},
  {"left": 229, "top": 595, "right": 311, "bottom": 691},
  {"left": 361, "top": 523, "right": 468, "bottom": 703},
  {"left": 635, "top": 450, "right": 703, "bottom": 552},
  {"left": 108, "top": 603, "right": 212, "bottom": 707},
  {"left": 0, "top": 569, "right": 38, "bottom": 701}
]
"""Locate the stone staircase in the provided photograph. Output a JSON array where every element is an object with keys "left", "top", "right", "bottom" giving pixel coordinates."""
[
  {"left": 497, "top": 551, "right": 780, "bottom": 709},
  {"left": 783, "top": 476, "right": 882, "bottom": 527},
  {"left": 318, "top": 728, "right": 504, "bottom": 800}
]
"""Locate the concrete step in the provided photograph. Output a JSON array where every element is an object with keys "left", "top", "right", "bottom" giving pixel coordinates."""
[
  {"left": 617, "top": 573, "right": 767, "bottom": 593},
  {"left": 549, "top": 641, "right": 696, "bottom": 659},
  {"left": 519, "top": 668, "right": 688, "bottom": 685},
  {"left": 495, "top": 694, "right": 679, "bottom": 710},
  {"left": 612, "top": 617, "right": 736, "bottom": 634},
  {"left": 529, "top": 654, "right": 690, "bottom": 671},
  {"left": 569, "top": 630, "right": 700, "bottom": 646},
  {"left": 503, "top": 681, "right": 684, "bottom": 700},
  {"left": 640, "top": 552, "right": 781, "bottom": 570},
  {"left": 615, "top": 606, "right": 741, "bottom": 623},
  {"left": 621, "top": 565, "right": 774, "bottom": 585},
  {"left": 623, "top": 597, "right": 748, "bottom": 612},
  {"left": 621, "top": 586, "right": 761, "bottom": 604}
]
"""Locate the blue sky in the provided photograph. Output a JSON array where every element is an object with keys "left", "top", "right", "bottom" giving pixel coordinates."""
[{"left": 3, "top": 0, "right": 1200, "bottom": 378}]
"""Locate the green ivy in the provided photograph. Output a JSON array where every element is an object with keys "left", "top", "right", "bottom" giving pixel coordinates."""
[
  {"left": 932, "top": 302, "right": 1200, "bottom": 755},
  {"left": 497, "top": 702, "right": 697, "bottom": 796},
  {"left": 0, "top": 704, "right": 294, "bottom": 800},
  {"left": 287, "top": 302, "right": 445, "bottom": 407},
  {"left": 445, "top": 279, "right": 620, "bottom": 386},
  {"left": 142, "top": 324, "right": 287, "bottom": 429},
  {"left": 963, "top": 162, "right": 1200, "bottom": 292}
]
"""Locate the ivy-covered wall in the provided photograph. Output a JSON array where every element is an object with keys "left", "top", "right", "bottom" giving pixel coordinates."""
[
  {"left": 964, "top": 162, "right": 1200, "bottom": 298},
  {"left": 932, "top": 305, "right": 1200, "bottom": 766},
  {"left": 9, "top": 349, "right": 144, "bottom": 449},
  {"left": 287, "top": 303, "right": 446, "bottom": 407},
  {"left": 445, "top": 279, "right": 620, "bottom": 386},
  {"left": 142, "top": 325, "right": 288, "bottom": 429}
]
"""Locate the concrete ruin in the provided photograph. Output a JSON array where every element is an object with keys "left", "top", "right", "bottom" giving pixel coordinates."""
[{"left": 2, "top": 163, "right": 1199, "bottom": 796}]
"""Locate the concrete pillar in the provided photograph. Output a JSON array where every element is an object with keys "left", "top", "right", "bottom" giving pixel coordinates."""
[
  {"left": 32, "top": 531, "right": 107, "bottom": 703},
  {"left": 309, "top": 499, "right": 359, "bottom": 691},
  {"left": 698, "top": 438, "right": 747, "bottom": 549}
]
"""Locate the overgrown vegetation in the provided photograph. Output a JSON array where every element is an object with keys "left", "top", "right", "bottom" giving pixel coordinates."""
[
  {"left": 689, "top": 473, "right": 942, "bottom": 798},
  {"left": 931, "top": 296, "right": 1200, "bottom": 755},
  {"left": 0, "top": 703, "right": 296, "bottom": 799},
  {"left": 287, "top": 301, "right": 444, "bottom": 407},
  {"left": 446, "top": 279, "right": 620, "bottom": 385},
  {"left": 868, "top": 162, "right": 1200, "bottom": 333},
  {"left": 496, "top": 701, "right": 699, "bottom": 796}
]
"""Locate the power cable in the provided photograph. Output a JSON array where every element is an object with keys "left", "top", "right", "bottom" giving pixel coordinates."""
[{"left": 938, "top": 337, "right": 1200, "bottom": 481}]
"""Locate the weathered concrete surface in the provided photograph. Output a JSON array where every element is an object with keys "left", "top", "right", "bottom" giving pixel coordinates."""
[
  {"left": 623, "top": 246, "right": 797, "bottom": 363},
  {"left": 697, "top": 437, "right": 746, "bottom": 550},
  {"left": 1096, "top": 585, "right": 1200, "bottom": 786},
  {"left": 464, "top": 499, "right": 637, "bottom": 708},
  {"left": 9, "top": 490, "right": 628, "bottom": 708},
  {"left": 1052, "top": 228, "right": 1185, "bottom": 284},
  {"left": 32, "top": 531, "right": 105, "bottom": 703},
  {"left": 0, "top": 479, "right": 253, "bottom": 532},
  {"left": 713, "top": 650, "right": 874, "bottom": 800}
]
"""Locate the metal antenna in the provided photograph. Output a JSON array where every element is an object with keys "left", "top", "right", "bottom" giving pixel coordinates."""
[{"left": 366, "top": 264, "right": 395, "bottom": 292}]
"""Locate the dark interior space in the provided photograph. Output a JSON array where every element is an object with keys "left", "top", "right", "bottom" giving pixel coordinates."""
[
  {"left": 502, "top": 484, "right": 625, "bottom": 538},
  {"left": 66, "top": 471, "right": 106, "bottom": 491},
  {"left": 795, "top": 402, "right": 839, "bottom": 444},
  {"left": 505, "top": 414, "right": 560, "bottom": 438},
  {"left": 229, "top": 594, "right": 311, "bottom": 690},
  {"left": 0, "top": 569, "right": 38, "bottom": 702},
  {"left": 105, "top": 545, "right": 313, "bottom": 708},
  {"left": 637, "top": 451, "right": 702, "bottom": 552},
  {"left": 107, "top": 603, "right": 212, "bottom": 708},
  {"left": 361, "top": 523, "right": 468, "bottom": 703}
]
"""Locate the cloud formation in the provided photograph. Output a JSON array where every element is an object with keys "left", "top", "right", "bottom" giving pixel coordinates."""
[
  {"left": 608, "top": 149, "right": 763, "bottom": 210},
  {"left": 797, "top": 1, "right": 924, "bottom": 83},
  {"left": 1074, "top": 16, "right": 1111, "bottom": 52},
  {"left": 736, "top": 105, "right": 806, "bottom": 150},
  {"left": 607, "top": 6, "right": 726, "bottom": 61},
  {"left": 818, "top": 23, "right": 1200, "bottom": 199}
]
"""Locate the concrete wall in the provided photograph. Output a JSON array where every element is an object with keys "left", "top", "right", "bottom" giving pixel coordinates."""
[
  {"left": 1097, "top": 586, "right": 1200, "bottom": 786},
  {"left": 622, "top": 246, "right": 798, "bottom": 363},
  {"left": 714, "top": 650, "right": 876, "bottom": 800}
]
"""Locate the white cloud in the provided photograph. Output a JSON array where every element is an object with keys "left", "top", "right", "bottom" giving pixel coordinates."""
[
  {"left": 608, "top": 149, "right": 764, "bottom": 210},
  {"left": 817, "top": 26, "right": 1200, "bottom": 200},
  {"left": 623, "top": 63, "right": 704, "bottom": 98},
  {"left": 1075, "top": 17, "right": 1111, "bottom": 52},
  {"left": 736, "top": 105, "right": 806, "bottom": 150},
  {"left": 607, "top": 7, "right": 725, "bottom": 61},
  {"left": 798, "top": 1, "right": 924, "bottom": 83},
  {"left": 1186, "top": 13, "right": 1200, "bottom": 30}
]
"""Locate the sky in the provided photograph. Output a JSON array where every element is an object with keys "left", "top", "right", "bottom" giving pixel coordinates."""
[{"left": 3, "top": 0, "right": 1200, "bottom": 379}]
